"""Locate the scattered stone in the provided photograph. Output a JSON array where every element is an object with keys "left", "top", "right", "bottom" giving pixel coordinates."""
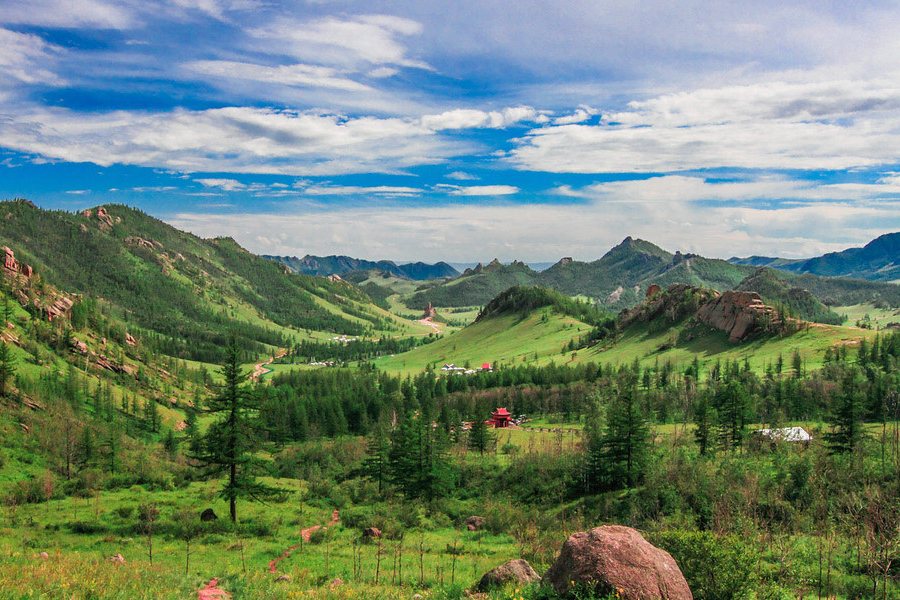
[
  {"left": 465, "top": 516, "right": 486, "bottom": 531},
  {"left": 107, "top": 554, "right": 125, "bottom": 564},
  {"left": 543, "top": 525, "right": 692, "bottom": 600},
  {"left": 200, "top": 508, "right": 218, "bottom": 522},
  {"left": 475, "top": 559, "right": 540, "bottom": 591},
  {"left": 125, "top": 332, "right": 137, "bottom": 346},
  {"left": 275, "top": 574, "right": 292, "bottom": 583}
]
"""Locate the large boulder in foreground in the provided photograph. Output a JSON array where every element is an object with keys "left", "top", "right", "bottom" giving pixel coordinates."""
[
  {"left": 544, "top": 526, "right": 692, "bottom": 600},
  {"left": 475, "top": 559, "right": 541, "bottom": 591}
]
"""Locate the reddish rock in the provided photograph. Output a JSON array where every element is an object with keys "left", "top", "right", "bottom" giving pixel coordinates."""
[
  {"left": 107, "top": 554, "right": 125, "bottom": 564},
  {"left": 646, "top": 284, "right": 662, "bottom": 298},
  {"left": 695, "top": 290, "right": 777, "bottom": 343},
  {"left": 362, "top": 527, "right": 382, "bottom": 539},
  {"left": 475, "top": 559, "right": 540, "bottom": 591},
  {"left": 544, "top": 525, "right": 692, "bottom": 600},
  {"left": 465, "top": 516, "right": 486, "bottom": 531},
  {"left": 125, "top": 332, "right": 137, "bottom": 346},
  {"left": 423, "top": 302, "right": 437, "bottom": 319}
]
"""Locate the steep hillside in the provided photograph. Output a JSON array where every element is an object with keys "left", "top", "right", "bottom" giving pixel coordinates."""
[
  {"left": 0, "top": 200, "right": 406, "bottom": 362},
  {"left": 735, "top": 268, "right": 844, "bottom": 324},
  {"left": 730, "top": 232, "right": 900, "bottom": 282},
  {"left": 266, "top": 254, "right": 459, "bottom": 280}
]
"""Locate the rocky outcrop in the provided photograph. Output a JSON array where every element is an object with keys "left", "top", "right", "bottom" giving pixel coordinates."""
[
  {"left": 125, "top": 236, "right": 163, "bottom": 251},
  {"left": 695, "top": 290, "right": 777, "bottom": 343},
  {"left": 645, "top": 284, "right": 662, "bottom": 298},
  {"left": 465, "top": 516, "right": 487, "bottom": 531},
  {"left": 544, "top": 526, "right": 692, "bottom": 600},
  {"left": 2, "top": 247, "right": 33, "bottom": 280},
  {"left": 423, "top": 302, "right": 437, "bottom": 319},
  {"left": 475, "top": 559, "right": 540, "bottom": 591},
  {"left": 362, "top": 527, "right": 382, "bottom": 540}
]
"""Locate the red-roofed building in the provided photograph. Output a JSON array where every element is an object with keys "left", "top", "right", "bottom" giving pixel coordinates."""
[
  {"left": 480, "top": 363, "right": 492, "bottom": 371},
  {"left": 491, "top": 407, "right": 512, "bottom": 428}
]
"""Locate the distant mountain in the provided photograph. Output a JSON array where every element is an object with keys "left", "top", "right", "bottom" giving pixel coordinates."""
[
  {"left": 730, "top": 232, "right": 900, "bottom": 282},
  {"left": 265, "top": 254, "right": 459, "bottom": 280},
  {"left": 407, "top": 236, "right": 900, "bottom": 313}
]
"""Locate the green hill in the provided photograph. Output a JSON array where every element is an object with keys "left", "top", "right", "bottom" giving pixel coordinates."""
[
  {"left": 0, "top": 200, "right": 417, "bottom": 363},
  {"left": 406, "top": 259, "right": 541, "bottom": 309}
]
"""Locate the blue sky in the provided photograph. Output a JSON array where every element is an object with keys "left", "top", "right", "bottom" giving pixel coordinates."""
[{"left": 1, "top": 1, "right": 900, "bottom": 262}]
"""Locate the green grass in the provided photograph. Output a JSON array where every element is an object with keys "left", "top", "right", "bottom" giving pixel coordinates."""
[{"left": 372, "top": 308, "right": 589, "bottom": 376}]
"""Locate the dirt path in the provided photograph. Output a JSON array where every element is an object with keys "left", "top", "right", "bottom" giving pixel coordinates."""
[
  {"left": 268, "top": 510, "right": 340, "bottom": 574},
  {"left": 417, "top": 317, "right": 442, "bottom": 335},
  {"left": 198, "top": 578, "right": 229, "bottom": 599},
  {"left": 251, "top": 348, "right": 288, "bottom": 381}
]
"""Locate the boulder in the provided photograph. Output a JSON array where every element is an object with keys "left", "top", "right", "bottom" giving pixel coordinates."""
[
  {"left": 465, "top": 516, "right": 486, "bottom": 531},
  {"left": 362, "top": 527, "right": 382, "bottom": 539},
  {"left": 275, "top": 574, "right": 292, "bottom": 583},
  {"left": 329, "top": 578, "right": 344, "bottom": 589},
  {"left": 543, "top": 525, "right": 692, "bottom": 600},
  {"left": 107, "top": 554, "right": 125, "bottom": 564},
  {"left": 200, "top": 508, "right": 218, "bottom": 522},
  {"left": 475, "top": 559, "right": 541, "bottom": 591},
  {"left": 39, "top": 551, "right": 49, "bottom": 560}
]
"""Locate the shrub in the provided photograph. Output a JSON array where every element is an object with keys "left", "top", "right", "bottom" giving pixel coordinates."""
[{"left": 651, "top": 530, "right": 757, "bottom": 600}]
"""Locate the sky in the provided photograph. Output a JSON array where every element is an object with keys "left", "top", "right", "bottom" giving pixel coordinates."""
[{"left": 1, "top": 1, "right": 900, "bottom": 262}]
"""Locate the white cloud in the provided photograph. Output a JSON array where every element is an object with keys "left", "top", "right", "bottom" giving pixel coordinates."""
[
  {"left": 0, "top": 106, "right": 468, "bottom": 175},
  {"left": 299, "top": 184, "right": 423, "bottom": 196},
  {"left": 552, "top": 105, "right": 597, "bottom": 125},
  {"left": 446, "top": 171, "right": 479, "bottom": 181},
  {"left": 185, "top": 60, "right": 371, "bottom": 92},
  {"left": 510, "top": 80, "right": 900, "bottom": 173},
  {"left": 421, "top": 106, "right": 538, "bottom": 130},
  {"left": 195, "top": 178, "right": 257, "bottom": 192},
  {"left": 444, "top": 185, "right": 518, "bottom": 196},
  {"left": 0, "top": 28, "right": 65, "bottom": 86},
  {"left": 0, "top": 0, "right": 135, "bottom": 29},
  {"left": 249, "top": 14, "right": 429, "bottom": 71}
]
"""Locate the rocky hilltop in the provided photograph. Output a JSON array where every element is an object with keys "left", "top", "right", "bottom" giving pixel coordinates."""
[{"left": 618, "top": 283, "right": 780, "bottom": 343}]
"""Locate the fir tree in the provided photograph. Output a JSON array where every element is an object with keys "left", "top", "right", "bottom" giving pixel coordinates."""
[
  {"left": 693, "top": 392, "right": 716, "bottom": 456},
  {"left": 363, "top": 422, "right": 391, "bottom": 495},
  {"left": 826, "top": 370, "right": 866, "bottom": 454},
  {"left": 600, "top": 380, "right": 649, "bottom": 489},
  {"left": 193, "top": 335, "right": 282, "bottom": 522},
  {"left": 0, "top": 340, "right": 15, "bottom": 397},
  {"left": 467, "top": 412, "right": 495, "bottom": 456}
]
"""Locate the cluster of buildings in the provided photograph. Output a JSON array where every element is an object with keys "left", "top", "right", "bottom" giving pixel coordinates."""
[{"left": 440, "top": 362, "right": 492, "bottom": 375}]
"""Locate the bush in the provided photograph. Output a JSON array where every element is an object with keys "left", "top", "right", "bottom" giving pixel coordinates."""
[
  {"left": 651, "top": 530, "right": 757, "bottom": 600},
  {"left": 66, "top": 521, "right": 107, "bottom": 535}
]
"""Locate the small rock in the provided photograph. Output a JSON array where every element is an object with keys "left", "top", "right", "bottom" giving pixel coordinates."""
[
  {"left": 275, "top": 574, "right": 292, "bottom": 583},
  {"left": 107, "top": 554, "right": 125, "bottom": 564},
  {"left": 465, "top": 516, "right": 486, "bottom": 531},
  {"left": 200, "top": 508, "right": 218, "bottom": 522},
  {"left": 362, "top": 527, "right": 382, "bottom": 539},
  {"left": 39, "top": 551, "right": 49, "bottom": 560},
  {"left": 475, "top": 559, "right": 540, "bottom": 591},
  {"left": 412, "top": 594, "right": 423, "bottom": 600},
  {"left": 329, "top": 578, "right": 344, "bottom": 589}
]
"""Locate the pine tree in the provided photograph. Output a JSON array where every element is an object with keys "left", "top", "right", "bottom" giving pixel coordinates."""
[
  {"left": 388, "top": 412, "right": 451, "bottom": 499},
  {"left": 826, "top": 370, "right": 866, "bottom": 454},
  {"left": 0, "top": 340, "right": 15, "bottom": 397},
  {"left": 467, "top": 413, "right": 495, "bottom": 456},
  {"left": 693, "top": 392, "right": 716, "bottom": 456},
  {"left": 193, "top": 335, "right": 282, "bottom": 522},
  {"left": 716, "top": 380, "right": 749, "bottom": 451},
  {"left": 600, "top": 380, "right": 649, "bottom": 489},
  {"left": 363, "top": 423, "right": 391, "bottom": 495}
]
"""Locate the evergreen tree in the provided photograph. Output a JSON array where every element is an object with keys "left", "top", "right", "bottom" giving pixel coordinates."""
[
  {"left": 693, "top": 392, "right": 716, "bottom": 456},
  {"left": 600, "top": 380, "right": 649, "bottom": 489},
  {"left": 716, "top": 380, "right": 749, "bottom": 451},
  {"left": 363, "top": 422, "right": 391, "bottom": 494},
  {"left": 387, "top": 412, "right": 452, "bottom": 499},
  {"left": 0, "top": 340, "right": 15, "bottom": 397},
  {"left": 826, "top": 370, "right": 866, "bottom": 454},
  {"left": 193, "top": 336, "right": 282, "bottom": 522},
  {"left": 467, "top": 413, "right": 495, "bottom": 456}
]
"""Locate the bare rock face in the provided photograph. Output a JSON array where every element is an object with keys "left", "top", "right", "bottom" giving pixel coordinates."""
[
  {"left": 695, "top": 290, "right": 777, "bottom": 343},
  {"left": 465, "top": 516, "right": 486, "bottom": 531},
  {"left": 544, "top": 526, "right": 692, "bottom": 600},
  {"left": 475, "top": 559, "right": 541, "bottom": 591},
  {"left": 423, "top": 302, "right": 437, "bottom": 319}
]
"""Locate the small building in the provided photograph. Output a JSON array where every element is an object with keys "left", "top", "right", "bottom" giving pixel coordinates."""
[
  {"left": 490, "top": 408, "right": 512, "bottom": 428},
  {"left": 751, "top": 426, "right": 813, "bottom": 450},
  {"left": 480, "top": 363, "right": 492, "bottom": 371}
]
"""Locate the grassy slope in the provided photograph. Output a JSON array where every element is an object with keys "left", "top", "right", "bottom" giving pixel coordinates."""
[
  {"left": 372, "top": 308, "right": 589, "bottom": 376},
  {"left": 579, "top": 318, "right": 877, "bottom": 373}
]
